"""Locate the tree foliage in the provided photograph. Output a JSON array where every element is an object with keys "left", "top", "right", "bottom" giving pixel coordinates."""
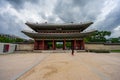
[
  {"left": 85, "top": 31, "right": 111, "bottom": 42},
  {"left": 108, "top": 37, "right": 120, "bottom": 43},
  {"left": 0, "top": 36, "right": 24, "bottom": 43}
]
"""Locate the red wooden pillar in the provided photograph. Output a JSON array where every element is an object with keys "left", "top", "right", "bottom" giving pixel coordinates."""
[
  {"left": 44, "top": 41, "right": 47, "bottom": 50},
  {"left": 82, "top": 40, "right": 85, "bottom": 50},
  {"left": 78, "top": 40, "right": 81, "bottom": 50},
  {"left": 63, "top": 39, "right": 66, "bottom": 50},
  {"left": 76, "top": 40, "right": 80, "bottom": 50},
  {"left": 74, "top": 39, "right": 76, "bottom": 50},
  {"left": 79, "top": 40, "right": 82, "bottom": 50},
  {"left": 52, "top": 40, "right": 55, "bottom": 50},
  {"left": 81, "top": 40, "right": 85, "bottom": 50},
  {"left": 44, "top": 41, "right": 46, "bottom": 50},
  {"left": 34, "top": 40, "right": 38, "bottom": 50},
  {"left": 42, "top": 39, "right": 44, "bottom": 50},
  {"left": 38, "top": 41, "right": 41, "bottom": 50}
]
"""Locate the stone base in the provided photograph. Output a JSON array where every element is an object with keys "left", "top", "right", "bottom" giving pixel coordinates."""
[{"left": 33, "top": 50, "right": 86, "bottom": 53}]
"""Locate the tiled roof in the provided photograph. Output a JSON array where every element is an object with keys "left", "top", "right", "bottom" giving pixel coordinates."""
[
  {"left": 25, "top": 22, "right": 93, "bottom": 31},
  {"left": 22, "top": 30, "right": 96, "bottom": 39}
]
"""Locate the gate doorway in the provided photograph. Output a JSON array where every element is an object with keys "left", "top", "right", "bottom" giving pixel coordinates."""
[
  {"left": 66, "top": 41, "right": 72, "bottom": 50},
  {"left": 56, "top": 41, "right": 63, "bottom": 50}
]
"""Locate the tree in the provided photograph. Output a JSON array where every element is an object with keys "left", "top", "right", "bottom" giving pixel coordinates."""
[
  {"left": 85, "top": 31, "right": 111, "bottom": 42},
  {"left": 0, "top": 36, "right": 24, "bottom": 43},
  {"left": 108, "top": 37, "right": 120, "bottom": 43}
]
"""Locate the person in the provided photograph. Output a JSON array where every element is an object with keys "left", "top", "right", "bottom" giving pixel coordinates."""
[{"left": 72, "top": 47, "right": 74, "bottom": 56}]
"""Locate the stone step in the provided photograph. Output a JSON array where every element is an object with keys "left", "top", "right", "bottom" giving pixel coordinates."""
[
  {"left": 33, "top": 50, "right": 86, "bottom": 53},
  {"left": 76, "top": 50, "right": 86, "bottom": 52}
]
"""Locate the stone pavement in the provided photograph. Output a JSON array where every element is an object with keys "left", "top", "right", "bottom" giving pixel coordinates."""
[
  {"left": 18, "top": 53, "right": 120, "bottom": 80},
  {"left": 0, "top": 53, "right": 49, "bottom": 80}
]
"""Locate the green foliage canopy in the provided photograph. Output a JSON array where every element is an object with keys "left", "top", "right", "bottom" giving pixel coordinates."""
[
  {"left": 85, "top": 31, "right": 111, "bottom": 42},
  {"left": 0, "top": 36, "right": 24, "bottom": 43}
]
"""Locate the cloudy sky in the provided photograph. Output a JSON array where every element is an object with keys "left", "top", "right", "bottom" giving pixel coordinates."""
[{"left": 0, "top": 0, "right": 120, "bottom": 39}]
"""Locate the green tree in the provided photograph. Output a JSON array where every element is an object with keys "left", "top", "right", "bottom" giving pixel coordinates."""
[
  {"left": 85, "top": 31, "right": 111, "bottom": 42},
  {"left": 0, "top": 36, "right": 24, "bottom": 43},
  {"left": 109, "top": 37, "right": 120, "bottom": 43}
]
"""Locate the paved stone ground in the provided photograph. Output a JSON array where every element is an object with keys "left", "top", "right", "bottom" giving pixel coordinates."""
[
  {"left": 18, "top": 52, "right": 120, "bottom": 80},
  {"left": 0, "top": 52, "right": 49, "bottom": 80}
]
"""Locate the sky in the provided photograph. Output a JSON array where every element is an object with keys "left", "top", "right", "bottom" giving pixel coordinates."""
[{"left": 0, "top": 0, "right": 120, "bottom": 39}]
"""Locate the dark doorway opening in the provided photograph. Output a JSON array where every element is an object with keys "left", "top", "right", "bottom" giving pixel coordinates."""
[
  {"left": 47, "top": 42, "right": 53, "bottom": 50},
  {"left": 56, "top": 41, "right": 63, "bottom": 50}
]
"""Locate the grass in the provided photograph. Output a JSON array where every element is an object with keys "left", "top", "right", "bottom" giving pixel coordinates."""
[{"left": 111, "top": 50, "right": 120, "bottom": 53}]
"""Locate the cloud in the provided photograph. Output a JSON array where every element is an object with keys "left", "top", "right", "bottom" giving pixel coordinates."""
[
  {"left": 6, "top": 0, "right": 39, "bottom": 9},
  {"left": 0, "top": 12, "right": 27, "bottom": 38},
  {"left": 92, "top": 0, "right": 119, "bottom": 29},
  {"left": 0, "top": 0, "right": 120, "bottom": 39},
  {"left": 54, "top": 0, "right": 105, "bottom": 22}
]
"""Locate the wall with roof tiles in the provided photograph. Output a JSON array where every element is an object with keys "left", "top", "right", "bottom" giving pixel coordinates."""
[
  {"left": 85, "top": 44, "right": 120, "bottom": 50},
  {"left": 16, "top": 44, "right": 34, "bottom": 51},
  {"left": 16, "top": 43, "right": 120, "bottom": 51}
]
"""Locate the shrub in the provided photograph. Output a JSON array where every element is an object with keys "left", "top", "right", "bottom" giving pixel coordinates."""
[{"left": 88, "top": 49, "right": 110, "bottom": 53}]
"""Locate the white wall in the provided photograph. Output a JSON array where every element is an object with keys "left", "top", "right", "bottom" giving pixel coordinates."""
[
  {"left": 0, "top": 43, "right": 16, "bottom": 54},
  {"left": 85, "top": 43, "right": 120, "bottom": 50},
  {"left": 16, "top": 44, "right": 34, "bottom": 51},
  {"left": 16, "top": 43, "right": 120, "bottom": 51},
  {"left": 0, "top": 43, "right": 4, "bottom": 53},
  {"left": 8, "top": 44, "right": 16, "bottom": 53}
]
